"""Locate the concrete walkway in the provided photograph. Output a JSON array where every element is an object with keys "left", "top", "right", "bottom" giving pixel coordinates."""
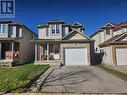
[{"left": 41, "top": 66, "right": 127, "bottom": 94}]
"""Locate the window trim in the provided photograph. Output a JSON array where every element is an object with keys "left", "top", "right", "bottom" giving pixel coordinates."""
[
  {"left": 51, "top": 24, "right": 60, "bottom": 34},
  {"left": 106, "top": 28, "right": 111, "bottom": 35},
  {"left": 52, "top": 24, "right": 56, "bottom": 34},
  {"left": 56, "top": 24, "right": 59, "bottom": 33},
  {"left": 0, "top": 24, "right": 6, "bottom": 34}
]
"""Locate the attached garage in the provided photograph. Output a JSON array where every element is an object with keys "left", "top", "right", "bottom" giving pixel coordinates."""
[
  {"left": 64, "top": 48, "right": 88, "bottom": 65},
  {"left": 116, "top": 48, "right": 127, "bottom": 65},
  {"left": 99, "top": 32, "right": 127, "bottom": 66},
  {"left": 60, "top": 30, "right": 94, "bottom": 66}
]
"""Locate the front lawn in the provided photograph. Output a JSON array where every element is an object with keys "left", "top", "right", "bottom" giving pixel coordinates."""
[
  {"left": 97, "top": 64, "right": 127, "bottom": 81},
  {"left": 0, "top": 63, "right": 49, "bottom": 93}
]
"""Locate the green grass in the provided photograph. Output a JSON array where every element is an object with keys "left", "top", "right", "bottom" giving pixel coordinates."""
[
  {"left": 97, "top": 64, "right": 127, "bottom": 81},
  {"left": 0, "top": 63, "right": 49, "bottom": 93}
]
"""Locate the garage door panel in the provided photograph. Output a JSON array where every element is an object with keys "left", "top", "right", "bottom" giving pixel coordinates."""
[
  {"left": 64, "top": 48, "right": 88, "bottom": 65},
  {"left": 116, "top": 48, "right": 127, "bottom": 65}
]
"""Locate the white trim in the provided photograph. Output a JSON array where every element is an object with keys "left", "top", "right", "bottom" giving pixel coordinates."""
[
  {"left": 72, "top": 22, "right": 82, "bottom": 26},
  {"left": 47, "top": 43, "right": 49, "bottom": 60},
  {"left": 11, "top": 42, "right": 14, "bottom": 60},
  {"left": 51, "top": 24, "right": 60, "bottom": 34},
  {"left": 103, "top": 23, "right": 116, "bottom": 27},
  {"left": 35, "top": 44, "right": 37, "bottom": 61},
  {"left": 0, "top": 24, "right": 6, "bottom": 34}
]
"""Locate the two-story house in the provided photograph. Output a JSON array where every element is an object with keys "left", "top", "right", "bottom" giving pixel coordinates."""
[
  {"left": 0, "top": 20, "right": 37, "bottom": 67},
  {"left": 99, "top": 21, "right": 127, "bottom": 66},
  {"left": 90, "top": 23, "right": 118, "bottom": 53},
  {"left": 33, "top": 20, "right": 94, "bottom": 66}
]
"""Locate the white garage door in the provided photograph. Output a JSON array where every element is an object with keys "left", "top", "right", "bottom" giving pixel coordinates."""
[
  {"left": 64, "top": 48, "right": 88, "bottom": 65},
  {"left": 116, "top": 48, "right": 127, "bottom": 65}
]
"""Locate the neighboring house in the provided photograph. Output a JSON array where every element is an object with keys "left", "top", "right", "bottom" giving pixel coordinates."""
[
  {"left": 91, "top": 21, "right": 127, "bottom": 65},
  {"left": 113, "top": 21, "right": 127, "bottom": 36},
  {"left": 99, "top": 32, "right": 127, "bottom": 65},
  {"left": 0, "top": 20, "right": 37, "bottom": 67},
  {"left": 90, "top": 23, "right": 118, "bottom": 53},
  {"left": 33, "top": 20, "right": 94, "bottom": 66}
]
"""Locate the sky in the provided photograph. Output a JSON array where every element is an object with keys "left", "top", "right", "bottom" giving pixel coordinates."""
[{"left": 1, "top": 0, "right": 127, "bottom": 36}]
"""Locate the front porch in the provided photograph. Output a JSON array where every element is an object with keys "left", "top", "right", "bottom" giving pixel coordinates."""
[
  {"left": 0, "top": 42, "right": 20, "bottom": 67},
  {"left": 34, "top": 42, "right": 62, "bottom": 66}
]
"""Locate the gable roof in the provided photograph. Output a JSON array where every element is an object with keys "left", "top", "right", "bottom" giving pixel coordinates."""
[
  {"left": 90, "top": 23, "right": 118, "bottom": 38},
  {"left": 72, "top": 22, "right": 82, "bottom": 26},
  {"left": 99, "top": 32, "right": 127, "bottom": 47},
  {"left": 61, "top": 29, "right": 93, "bottom": 41},
  {"left": 0, "top": 20, "right": 37, "bottom": 36},
  {"left": 113, "top": 21, "right": 127, "bottom": 31},
  {"left": 102, "top": 23, "right": 118, "bottom": 28}
]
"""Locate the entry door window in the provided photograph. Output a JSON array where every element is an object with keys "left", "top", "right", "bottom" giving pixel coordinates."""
[{"left": 54, "top": 45, "right": 59, "bottom": 54}]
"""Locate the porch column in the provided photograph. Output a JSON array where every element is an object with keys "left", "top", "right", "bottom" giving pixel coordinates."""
[
  {"left": 47, "top": 43, "right": 49, "bottom": 61},
  {"left": 0, "top": 43, "right": 1, "bottom": 60},
  {"left": 11, "top": 42, "right": 14, "bottom": 60},
  {"left": 35, "top": 44, "right": 38, "bottom": 61}
]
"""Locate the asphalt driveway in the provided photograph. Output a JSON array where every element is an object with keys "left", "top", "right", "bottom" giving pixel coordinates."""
[{"left": 41, "top": 66, "right": 127, "bottom": 94}]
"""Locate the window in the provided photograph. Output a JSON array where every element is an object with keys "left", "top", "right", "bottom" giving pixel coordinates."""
[
  {"left": 106, "top": 29, "right": 111, "bottom": 35},
  {"left": 54, "top": 45, "right": 59, "bottom": 54},
  {"left": 56, "top": 24, "right": 59, "bottom": 33},
  {"left": 52, "top": 25, "right": 55, "bottom": 33},
  {"left": 0, "top": 24, "right": 6, "bottom": 34},
  {"left": 51, "top": 24, "right": 60, "bottom": 34},
  {"left": 46, "top": 28, "right": 49, "bottom": 37},
  {"left": 100, "top": 49, "right": 104, "bottom": 53}
]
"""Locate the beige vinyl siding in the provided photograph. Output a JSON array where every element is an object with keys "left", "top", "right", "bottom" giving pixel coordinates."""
[
  {"left": 68, "top": 33, "right": 86, "bottom": 40},
  {"left": 100, "top": 31, "right": 105, "bottom": 43},
  {"left": 38, "top": 28, "right": 46, "bottom": 39},
  {"left": 113, "top": 29, "right": 125, "bottom": 36}
]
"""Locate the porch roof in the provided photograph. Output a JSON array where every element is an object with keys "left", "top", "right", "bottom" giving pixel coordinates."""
[
  {"left": 32, "top": 39, "right": 94, "bottom": 44},
  {"left": 0, "top": 37, "right": 22, "bottom": 42}
]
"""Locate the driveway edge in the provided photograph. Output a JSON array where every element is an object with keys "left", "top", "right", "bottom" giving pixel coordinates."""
[{"left": 29, "top": 67, "right": 54, "bottom": 92}]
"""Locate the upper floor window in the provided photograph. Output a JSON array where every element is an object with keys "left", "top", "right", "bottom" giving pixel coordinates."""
[
  {"left": 52, "top": 25, "right": 55, "bottom": 34},
  {"left": 51, "top": 24, "right": 60, "bottom": 34},
  {"left": 0, "top": 24, "right": 6, "bottom": 34},
  {"left": 106, "top": 29, "right": 111, "bottom": 35},
  {"left": 56, "top": 24, "right": 59, "bottom": 33},
  {"left": 46, "top": 28, "right": 49, "bottom": 37}
]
